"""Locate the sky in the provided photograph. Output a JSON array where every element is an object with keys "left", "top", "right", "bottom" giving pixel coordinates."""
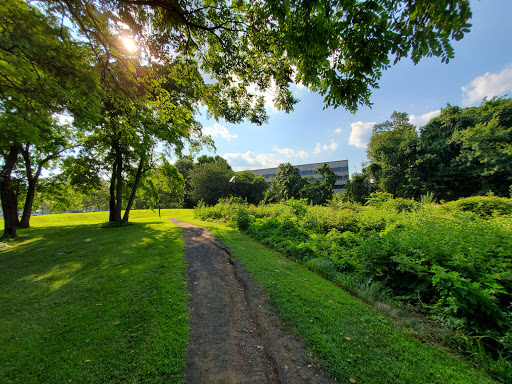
[{"left": 188, "top": 0, "right": 512, "bottom": 175}]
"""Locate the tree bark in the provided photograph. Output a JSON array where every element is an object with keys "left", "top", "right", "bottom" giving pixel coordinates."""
[
  {"left": 115, "top": 148, "right": 123, "bottom": 221},
  {"left": 19, "top": 145, "right": 43, "bottom": 228},
  {"left": 122, "top": 156, "right": 145, "bottom": 223},
  {"left": 1, "top": 145, "right": 21, "bottom": 238},
  {"left": 109, "top": 132, "right": 123, "bottom": 222},
  {"left": 109, "top": 159, "right": 117, "bottom": 222}
]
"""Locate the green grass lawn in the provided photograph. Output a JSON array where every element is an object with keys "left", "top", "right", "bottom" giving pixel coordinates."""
[
  {"left": 177, "top": 210, "right": 498, "bottom": 384},
  {"left": 0, "top": 210, "right": 188, "bottom": 383}
]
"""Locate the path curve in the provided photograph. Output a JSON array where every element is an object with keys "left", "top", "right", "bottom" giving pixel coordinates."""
[{"left": 170, "top": 218, "right": 335, "bottom": 384}]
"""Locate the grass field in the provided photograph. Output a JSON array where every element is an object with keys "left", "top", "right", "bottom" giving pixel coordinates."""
[
  {"left": 0, "top": 210, "right": 188, "bottom": 383},
  {"left": 0, "top": 209, "right": 500, "bottom": 383}
]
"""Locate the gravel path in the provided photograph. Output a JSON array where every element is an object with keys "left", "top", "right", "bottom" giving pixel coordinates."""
[{"left": 170, "top": 218, "right": 335, "bottom": 384}]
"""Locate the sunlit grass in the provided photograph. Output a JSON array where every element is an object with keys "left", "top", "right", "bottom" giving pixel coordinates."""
[{"left": 0, "top": 209, "right": 189, "bottom": 383}]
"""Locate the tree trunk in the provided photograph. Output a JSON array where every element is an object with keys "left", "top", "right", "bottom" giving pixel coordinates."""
[
  {"left": 122, "top": 157, "right": 145, "bottom": 223},
  {"left": 115, "top": 148, "right": 123, "bottom": 221},
  {"left": 19, "top": 145, "right": 43, "bottom": 228},
  {"left": 109, "top": 132, "right": 123, "bottom": 222},
  {"left": 1, "top": 145, "right": 21, "bottom": 238},
  {"left": 109, "top": 159, "right": 118, "bottom": 222}
]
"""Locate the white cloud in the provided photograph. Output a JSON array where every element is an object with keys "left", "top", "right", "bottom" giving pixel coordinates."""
[
  {"left": 409, "top": 109, "right": 441, "bottom": 128},
  {"left": 313, "top": 139, "right": 338, "bottom": 154},
  {"left": 203, "top": 123, "right": 238, "bottom": 141},
  {"left": 334, "top": 128, "right": 342, "bottom": 134},
  {"left": 349, "top": 121, "right": 375, "bottom": 148},
  {"left": 274, "top": 147, "right": 308, "bottom": 159},
  {"left": 222, "top": 151, "right": 281, "bottom": 169},
  {"left": 461, "top": 66, "right": 512, "bottom": 106}
]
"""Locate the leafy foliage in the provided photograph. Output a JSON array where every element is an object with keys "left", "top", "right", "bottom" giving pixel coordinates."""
[
  {"left": 367, "top": 99, "right": 512, "bottom": 201},
  {"left": 195, "top": 196, "right": 512, "bottom": 374},
  {"left": 189, "top": 160, "right": 234, "bottom": 205},
  {"left": 444, "top": 196, "right": 512, "bottom": 217}
]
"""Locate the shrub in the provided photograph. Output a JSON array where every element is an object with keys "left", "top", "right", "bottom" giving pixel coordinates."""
[
  {"left": 381, "top": 198, "right": 420, "bottom": 213},
  {"left": 444, "top": 196, "right": 512, "bottom": 217},
  {"left": 364, "top": 192, "right": 394, "bottom": 207},
  {"left": 286, "top": 197, "right": 308, "bottom": 217},
  {"left": 235, "top": 208, "right": 253, "bottom": 231}
]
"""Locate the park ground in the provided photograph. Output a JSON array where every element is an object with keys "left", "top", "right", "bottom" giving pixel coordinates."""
[{"left": 0, "top": 210, "right": 499, "bottom": 383}]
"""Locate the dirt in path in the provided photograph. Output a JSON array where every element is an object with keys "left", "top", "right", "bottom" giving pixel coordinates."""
[{"left": 170, "top": 218, "right": 336, "bottom": 384}]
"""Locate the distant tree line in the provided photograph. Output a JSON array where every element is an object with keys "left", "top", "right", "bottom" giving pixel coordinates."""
[
  {"left": 176, "top": 157, "right": 337, "bottom": 207},
  {"left": 343, "top": 98, "right": 512, "bottom": 204}
]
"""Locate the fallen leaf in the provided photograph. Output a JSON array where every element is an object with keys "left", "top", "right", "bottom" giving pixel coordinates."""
[
  {"left": 349, "top": 379, "right": 356, "bottom": 383},
  {"left": 257, "top": 345, "right": 264, "bottom": 350},
  {"left": 84, "top": 360, "right": 91, "bottom": 363},
  {"left": 113, "top": 322, "right": 120, "bottom": 325},
  {"left": 284, "top": 365, "right": 288, "bottom": 370},
  {"left": 345, "top": 337, "right": 352, "bottom": 341},
  {"left": 134, "top": 323, "right": 143, "bottom": 328}
]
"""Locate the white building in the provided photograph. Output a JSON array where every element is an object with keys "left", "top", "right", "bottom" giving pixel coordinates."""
[{"left": 251, "top": 160, "right": 349, "bottom": 194}]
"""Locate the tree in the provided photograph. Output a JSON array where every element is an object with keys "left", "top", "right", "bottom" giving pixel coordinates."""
[
  {"left": 0, "top": 0, "right": 101, "bottom": 237},
  {"left": 342, "top": 172, "right": 374, "bottom": 204},
  {"left": 196, "top": 155, "right": 232, "bottom": 169},
  {"left": 189, "top": 161, "right": 234, "bottom": 205},
  {"left": 413, "top": 98, "right": 512, "bottom": 199},
  {"left": 315, "top": 163, "right": 337, "bottom": 203},
  {"left": 233, "top": 171, "right": 268, "bottom": 205},
  {"left": 139, "top": 157, "right": 185, "bottom": 208},
  {"left": 366, "top": 112, "right": 418, "bottom": 197},
  {"left": 52, "top": 0, "right": 472, "bottom": 113},
  {"left": 270, "top": 163, "right": 307, "bottom": 202},
  {"left": 36, "top": 175, "right": 86, "bottom": 213},
  {"left": 299, "top": 164, "right": 337, "bottom": 204},
  {"left": 174, "top": 156, "right": 195, "bottom": 208}
]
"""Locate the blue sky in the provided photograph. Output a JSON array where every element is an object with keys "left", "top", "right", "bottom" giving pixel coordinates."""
[{"left": 190, "top": 0, "right": 512, "bottom": 175}]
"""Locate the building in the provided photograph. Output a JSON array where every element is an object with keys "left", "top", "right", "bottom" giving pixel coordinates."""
[{"left": 251, "top": 160, "right": 349, "bottom": 194}]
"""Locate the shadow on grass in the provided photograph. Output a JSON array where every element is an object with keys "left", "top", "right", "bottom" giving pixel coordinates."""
[{"left": 0, "top": 219, "right": 189, "bottom": 383}]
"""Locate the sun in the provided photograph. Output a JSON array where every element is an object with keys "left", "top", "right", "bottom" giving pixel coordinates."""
[{"left": 120, "top": 36, "right": 137, "bottom": 53}]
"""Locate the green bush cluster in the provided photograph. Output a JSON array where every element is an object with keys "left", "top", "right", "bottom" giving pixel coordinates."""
[
  {"left": 194, "top": 196, "right": 512, "bottom": 362},
  {"left": 444, "top": 196, "right": 512, "bottom": 217}
]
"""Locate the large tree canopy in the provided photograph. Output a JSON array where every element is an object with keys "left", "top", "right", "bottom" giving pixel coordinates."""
[
  {"left": 366, "top": 111, "right": 418, "bottom": 197},
  {"left": 49, "top": 0, "right": 472, "bottom": 113},
  {"left": 0, "top": 0, "right": 102, "bottom": 238},
  {"left": 363, "top": 98, "right": 512, "bottom": 201}
]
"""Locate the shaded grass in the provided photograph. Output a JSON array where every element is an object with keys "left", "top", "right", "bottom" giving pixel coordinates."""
[
  {"left": 0, "top": 210, "right": 188, "bottom": 383},
  {"left": 175, "top": 211, "right": 497, "bottom": 384}
]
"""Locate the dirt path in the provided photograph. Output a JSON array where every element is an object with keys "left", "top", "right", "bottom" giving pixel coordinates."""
[{"left": 170, "top": 218, "right": 336, "bottom": 384}]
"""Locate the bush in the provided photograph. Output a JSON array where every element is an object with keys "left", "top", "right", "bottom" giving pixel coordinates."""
[
  {"left": 364, "top": 192, "right": 394, "bottom": 207},
  {"left": 235, "top": 208, "right": 253, "bottom": 231},
  {"left": 381, "top": 198, "right": 420, "bottom": 213},
  {"left": 444, "top": 196, "right": 512, "bottom": 217}
]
